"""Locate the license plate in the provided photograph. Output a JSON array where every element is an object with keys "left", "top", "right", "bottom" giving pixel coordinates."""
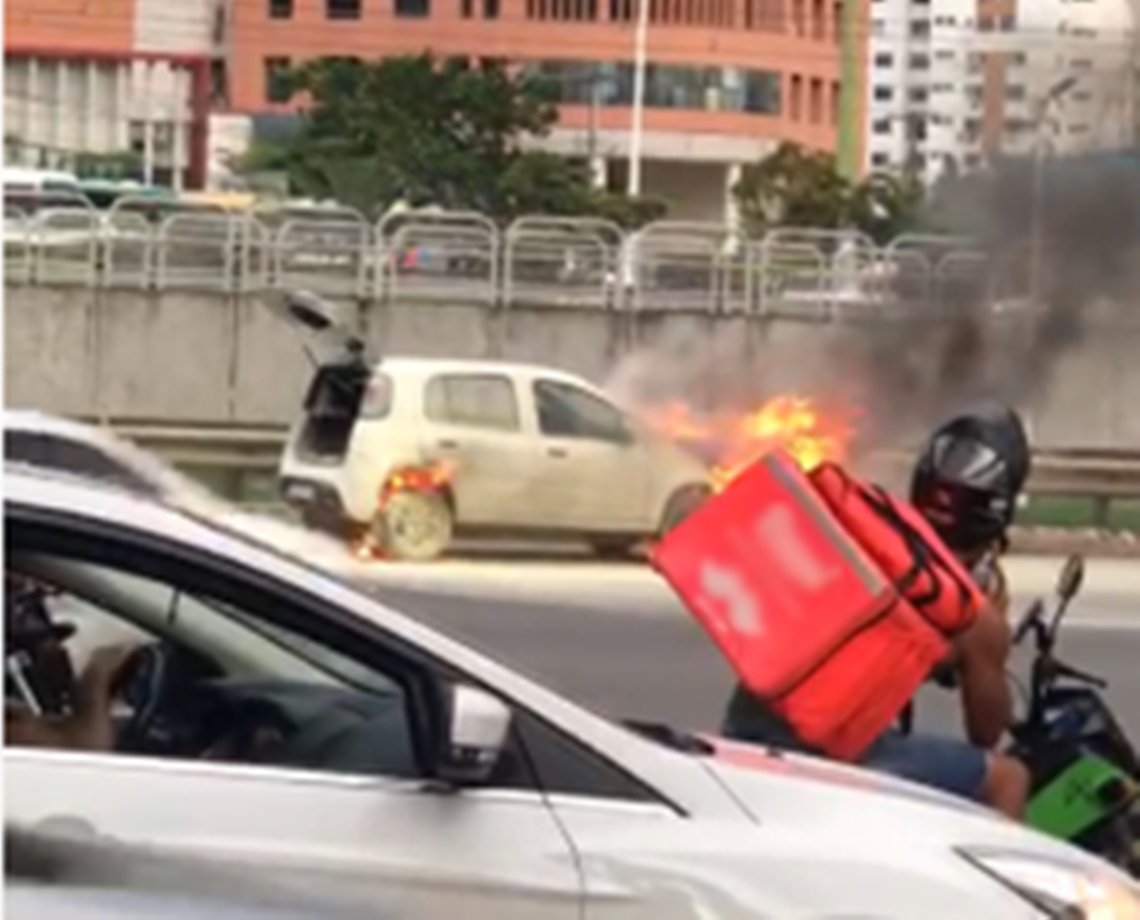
[{"left": 286, "top": 483, "right": 316, "bottom": 502}]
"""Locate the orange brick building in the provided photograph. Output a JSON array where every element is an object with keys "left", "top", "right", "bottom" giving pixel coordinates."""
[{"left": 6, "top": 0, "right": 867, "bottom": 211}]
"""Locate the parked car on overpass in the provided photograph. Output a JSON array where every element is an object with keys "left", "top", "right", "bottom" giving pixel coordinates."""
[{"left": 7, "top": 465, "right": 1139, "bottom": 919}]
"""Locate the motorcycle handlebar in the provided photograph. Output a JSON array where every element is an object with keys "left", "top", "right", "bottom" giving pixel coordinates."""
[{"left": 1012, "top": 600, "right": 1045, "bottom": 646}]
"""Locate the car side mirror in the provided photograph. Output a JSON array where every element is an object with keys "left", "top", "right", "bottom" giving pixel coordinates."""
[
  {"left": 1057, "top": 554, "right": 1085, "bottom": 602},
  {"left": 433, "top": 684, "right": 511, "bottom": 786}
]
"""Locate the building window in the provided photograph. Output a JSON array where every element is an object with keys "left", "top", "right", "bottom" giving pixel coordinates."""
[
  {"left": 209, "top": 59, "right": 229, "bottom": 106},
  {"left": 524, "top": 60, "right": 780, "bottom": 115},
  {"left": 911, "top": 20, "right": 930, "bottom": 36},
  {"left": 1006, "top": 84, "right": 1026, "bottom": 102},
  {"left": 463, "top": 0, "right": 474, "bottom": 14},
  {"left": 484, "top": 0, "right": 500, "bottom": 15},
  {"left": 871, "top": 152, "right": 890, "bottom": 167},
  {"left": 873, "top": 118, "right": 892, "bottom": 134},
  {"left": 809, "top": 77, "right": 823, "bottom": 123},
  {"left": 874, "top": 52, "right": 893, "bottom": 67},
  {"left": 811, "top": 0, "right": 826, "bottom": 38},
  {"left": 264, "top": 57, "right": 292, "bottom": 103},
  {"left": 396, "top": 0, "right": 430, "bottom": 15},
  {"left": 910, "top": 87, "right": 928, "bottom": 103},
  {"left": 269, "top": 0, "right": 294, "bottom": 17},
  {"left": 873, "top": 85, "right": 893, "bottom": 102},
  {"left": 792, "top": 0, "right": 806, "bottom": 34},
  {"left": 790, "top": 74, "right": 804, "bottom": 120},
  {"left": 326, "top": 0, "right": 361, "bottom": 17},
  {"left": 910, "top": 53, "right": 930, "bottom": 69}
]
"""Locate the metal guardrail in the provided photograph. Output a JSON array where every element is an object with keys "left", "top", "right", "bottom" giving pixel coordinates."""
[
  {"left": 4, "top": 207, "right": 1026, "bottom": 316},
  {"left": 87, "top": 420, "right": 1140, "bottom": 523}
]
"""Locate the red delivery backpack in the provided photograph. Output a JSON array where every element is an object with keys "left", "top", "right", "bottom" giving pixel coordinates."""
[{"left": 651, "top": 450, "right": 986, "bottom": 762}]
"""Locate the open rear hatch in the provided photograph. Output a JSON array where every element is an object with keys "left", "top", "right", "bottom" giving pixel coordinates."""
[{"left": 267, "top": 290, "right": 378, "bottom": 464}]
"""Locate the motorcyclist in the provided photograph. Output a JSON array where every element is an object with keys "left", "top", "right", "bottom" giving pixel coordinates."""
[
  {"left": 723, "top": 402, "right": 1032, "bottom": 818},
  {"left": 5, "top": 573, "right": 134, "bottom": 752}
]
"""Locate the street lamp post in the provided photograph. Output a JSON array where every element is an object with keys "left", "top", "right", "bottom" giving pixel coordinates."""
[
  {"left": 627, "top": 0, "right": 650, "bottom": 197},
  {"left": 1028, "top": 75, "right": 1077, "bottom": 306}
]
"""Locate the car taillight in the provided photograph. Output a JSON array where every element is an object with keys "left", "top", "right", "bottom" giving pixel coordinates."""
[{"left": 360, "top": 374, "right": 392, "bottom": 419}]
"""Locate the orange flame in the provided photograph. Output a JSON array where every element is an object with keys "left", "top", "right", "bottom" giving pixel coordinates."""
[
  {"left": 383, "top": 459, "right": 455, "bottom": 497},
  {"left": 643, "top": 396, "right": 856, "bottom": 490},
  {"left": 350, "top": 460, "right": 458, "bottom": 563}
]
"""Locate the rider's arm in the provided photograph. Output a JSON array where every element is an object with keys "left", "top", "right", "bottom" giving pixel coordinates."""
[{"left": 955, "top": 603, "right": 1013, "bottom": 749}]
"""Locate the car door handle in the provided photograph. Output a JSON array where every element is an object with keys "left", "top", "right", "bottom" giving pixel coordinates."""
[
  {"left": 437, "top": 439, "right": 460, "bottom": 450},
  {"left": 547, "top": 447, "right": 568, "bottom": 458}
]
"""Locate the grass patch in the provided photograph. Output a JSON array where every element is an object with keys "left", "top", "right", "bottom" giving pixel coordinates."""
[{"left": 1017, "top": 496, "right": 1140, "bottom": 532}]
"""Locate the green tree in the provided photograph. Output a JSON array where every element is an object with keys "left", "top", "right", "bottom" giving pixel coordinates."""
[
  {"left": 240, "top": 54, "right": 664, "bottom": 225},
  {"left": 733, "top": 142, "right": 853, "bottom": 236},
  {"left": 733, "top": 142, "right": 924, "bottom": 241}
]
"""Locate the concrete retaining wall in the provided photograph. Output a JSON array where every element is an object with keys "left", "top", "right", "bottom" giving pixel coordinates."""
[{"left": 6, "top": 284, "right": 1139, "bottom": 449}]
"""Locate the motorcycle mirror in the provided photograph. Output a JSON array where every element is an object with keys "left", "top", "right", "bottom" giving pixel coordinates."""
[{"left": 1056, "top": 554, "right": 1085, "bottom": 602}]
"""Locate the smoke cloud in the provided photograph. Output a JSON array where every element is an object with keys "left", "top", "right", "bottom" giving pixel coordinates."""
[{"left": 606, "top": 152, "right": 1140, "bottom": 455}]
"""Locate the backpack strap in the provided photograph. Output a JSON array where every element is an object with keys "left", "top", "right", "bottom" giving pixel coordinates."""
[{"left": 814, "top": 463, "right": 977, "bottom": 631}]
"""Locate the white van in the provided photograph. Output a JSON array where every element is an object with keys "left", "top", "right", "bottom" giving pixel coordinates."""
[{"left": 275, "top": 295, "right": 711, "bottom": 560}]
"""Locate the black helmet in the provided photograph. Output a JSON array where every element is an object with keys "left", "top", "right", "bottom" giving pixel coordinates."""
[{"left": 910, "top": 402, "right": 1031, "bottom": 554}]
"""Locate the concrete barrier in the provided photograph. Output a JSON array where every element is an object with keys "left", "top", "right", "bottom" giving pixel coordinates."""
[{"left": 7, "top": 283, "right": 1140, "bottom": 451}]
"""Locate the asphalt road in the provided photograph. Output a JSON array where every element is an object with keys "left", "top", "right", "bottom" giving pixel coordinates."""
[{"left": 368, "top": 582, "right": 1140, "bottom": 745}]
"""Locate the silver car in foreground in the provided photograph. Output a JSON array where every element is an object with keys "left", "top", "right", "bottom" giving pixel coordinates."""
[{"left": 6, "top": 465, "right": 1140, "bottom": 919}]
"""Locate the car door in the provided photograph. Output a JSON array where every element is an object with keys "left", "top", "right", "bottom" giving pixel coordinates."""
[
  {"left": 420, "top": 372, "right": 544, "bottom": 527},
  {"left": 530, "top": 378, "right": 650, "bottom": 531},
  {"left": 4, "top": 510, "right": 582, "bottom": 920}
]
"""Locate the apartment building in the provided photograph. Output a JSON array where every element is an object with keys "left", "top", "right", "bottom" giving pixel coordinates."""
[{"left": 865, "top": 0, "right": 1135, "bottom": 183}]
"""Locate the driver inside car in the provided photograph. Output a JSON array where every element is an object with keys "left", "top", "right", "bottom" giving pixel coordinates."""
[
  {"left": 5, "top": 573, "right": 136, "bottom": 753},
  {"left": 724, "top": 403, "right": 1034, "bottom": 819}
]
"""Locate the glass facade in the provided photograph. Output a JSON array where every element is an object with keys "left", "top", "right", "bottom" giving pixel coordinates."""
[{"left": 526, "top": 60, "right": 782, "bottom": 115}]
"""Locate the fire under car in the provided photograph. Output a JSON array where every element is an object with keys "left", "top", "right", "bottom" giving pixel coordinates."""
[{"left": 274, "top": 292, "right": 712, "bottom": 561}]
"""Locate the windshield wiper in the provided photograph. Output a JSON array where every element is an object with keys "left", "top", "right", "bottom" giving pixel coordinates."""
[{"left": 622, "top": 720, "right": 715, "bottom": 755}]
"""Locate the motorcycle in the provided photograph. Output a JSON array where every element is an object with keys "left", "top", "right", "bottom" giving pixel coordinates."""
[{"left": 1006, "top": 554, "right": 1140, "bottom": 874}]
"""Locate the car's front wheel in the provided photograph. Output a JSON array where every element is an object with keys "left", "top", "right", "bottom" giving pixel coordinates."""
[{"left": 372, "top": 491, "right": 454, "bottom": 561}]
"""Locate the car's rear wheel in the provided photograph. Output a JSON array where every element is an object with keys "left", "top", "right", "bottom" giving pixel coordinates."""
[
  {"left": 658, "top": 485, "right": 710, "bottom": 536},
  {"left": 372, "top": 491, "right": 454, "bottom": 561}
]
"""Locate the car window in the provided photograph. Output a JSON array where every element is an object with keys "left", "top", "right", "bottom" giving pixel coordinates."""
[
  {"left": 5, "top": 539, "right": 421, "bottom": 781},
  {"left": 4, "top": 432, "right": 161, "bottom": 498},
  {"left": 533, "top": 380, "right": 629, "bottom": 443},
  {"left": 424, "top": 374, "right": 519, "bottom": 431}
]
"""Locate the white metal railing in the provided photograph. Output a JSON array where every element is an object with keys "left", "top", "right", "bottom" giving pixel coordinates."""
[{"left": 1, "top": 209, "right": 1014, "bottom": 315}]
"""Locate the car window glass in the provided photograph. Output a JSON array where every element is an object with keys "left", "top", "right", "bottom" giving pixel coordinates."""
[
  {"left": 425, "top": 374, "right": 519, "bottom": 431},
  {"left": 533, "top": 381, "right": 628, "bottom": 443},
  {"left": 5, "top": 549, "right": 417, "bottom": 781}
]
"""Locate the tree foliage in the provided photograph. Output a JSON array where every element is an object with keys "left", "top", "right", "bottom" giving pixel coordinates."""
[
  {"left": 733, "top": 142, "right": 924, "bottom": 243},
  {"left": 243, "top": 54, "right": 664, "bottom": 226}
]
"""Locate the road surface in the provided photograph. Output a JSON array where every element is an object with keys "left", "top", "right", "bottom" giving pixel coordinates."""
[{"left": 364, "top": 558, "right": 1140, "bottom": 743}]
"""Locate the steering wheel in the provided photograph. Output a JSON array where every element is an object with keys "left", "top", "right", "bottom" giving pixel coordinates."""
[{"left": 113, "top": 642, "right": 176, "bottom": 753}]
